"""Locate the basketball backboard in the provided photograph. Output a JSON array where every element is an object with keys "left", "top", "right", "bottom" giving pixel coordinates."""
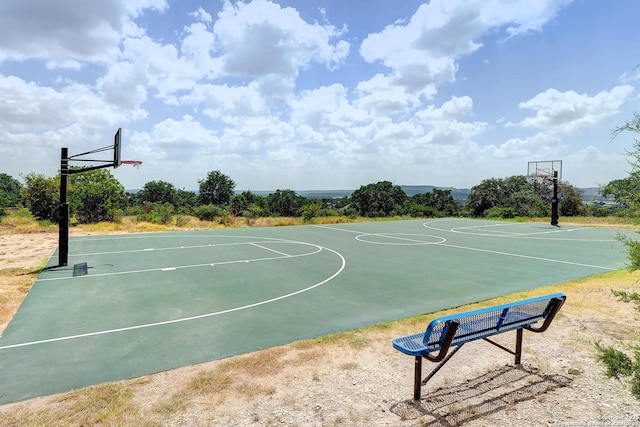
[
  {"left": 527, "top": 160, "right": 562, "bottom": 182},
  {"left": 114, "top": 128, "right": 122, "bottom": 168}
]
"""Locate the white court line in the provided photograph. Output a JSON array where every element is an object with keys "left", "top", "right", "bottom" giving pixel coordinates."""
[
  {"left": 312, "top": 224, "right": 365, "bottom": 234},
  {"left": 250, "top": 243, "right": 291, "bottom": 257},
  {"left": 70, "top": 241, "right": 276, "bottom": 258},
  {"left": 438, "top": 242, "right": 615, "bottom": 270},
  {"left": 314, "top": 222, "right": 617, "bottom": 269},
  {"left": 37, "top": 244, "right": 322, "bottom": 282},
  {"left": 0, "top": 246, "right": 346, "bottom": 351},
  {"left": 423, "top": 219, "right": 616, "bottom": 241}
]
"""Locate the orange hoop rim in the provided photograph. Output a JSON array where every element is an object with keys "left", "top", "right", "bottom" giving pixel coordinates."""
[{"left": 120, "top": 160, "right": 143, "bottom": 169}]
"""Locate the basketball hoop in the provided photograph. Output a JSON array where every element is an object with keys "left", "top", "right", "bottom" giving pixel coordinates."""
[
  {"left": 120, "top": 160, "right": 143, "bottom": 170},
  {"left": 534, "top": 174, "right": 550, "bottom": 184}
]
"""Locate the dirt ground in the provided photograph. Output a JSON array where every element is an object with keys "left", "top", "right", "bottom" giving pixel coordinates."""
[{"left": 2, "top": 229, "right": 640, "bottom": 426}]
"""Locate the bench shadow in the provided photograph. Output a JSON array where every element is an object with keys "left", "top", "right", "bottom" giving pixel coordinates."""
[{"left": 390, "top": 364, "right": 572, "bottom": 426}]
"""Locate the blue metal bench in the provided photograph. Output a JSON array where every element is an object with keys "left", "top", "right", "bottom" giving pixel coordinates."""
[{"left": 392, "top": 293, "right": 566, "bottom": 400}]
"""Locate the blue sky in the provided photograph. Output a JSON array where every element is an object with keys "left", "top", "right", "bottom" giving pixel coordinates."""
[{"left": 1, "top": 0, "right": 639, "bottom": 191}]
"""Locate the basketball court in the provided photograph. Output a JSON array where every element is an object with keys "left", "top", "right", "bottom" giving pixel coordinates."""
[{"left": 0, "top": 218, "right": 634, "bottom": 404}]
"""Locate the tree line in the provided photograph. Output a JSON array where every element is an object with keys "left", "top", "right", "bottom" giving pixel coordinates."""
[{"left": 0, "top": 167, "right": 624, "bottom": 225}]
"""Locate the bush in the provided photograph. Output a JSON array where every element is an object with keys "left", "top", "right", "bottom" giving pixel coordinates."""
[
  {"left": 194, "top": 204, "right": 223, "bottom": 221},
  {"left": 299, "top": 202, "right": 321, "bottom": 222},
  {"left": 136, "top": 203, "right": 174, "bottom": 224},
  {"left": 484, "top": 206, "right": 516, "bottom": 219},
  {"left": 175, "top": 215, "right": 189, "bottom": 227},
  {"left": 595, "top": 342, "right": 634, "bottom": 379},
  {"left": 583, "top": 204, "right": 614, "bottom": 217}
]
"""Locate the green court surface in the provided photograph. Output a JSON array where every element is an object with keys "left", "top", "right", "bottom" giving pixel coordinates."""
[{"left": 0, "top": 218, "right": 636, "bottom": 403}]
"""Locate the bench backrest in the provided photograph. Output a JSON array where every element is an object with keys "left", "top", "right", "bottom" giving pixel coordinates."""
[{"left": 422, "top": 293, "right": 566, "bottom": 351}]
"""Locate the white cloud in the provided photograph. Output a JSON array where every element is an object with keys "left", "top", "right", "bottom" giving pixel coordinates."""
[
  {"left": 290, "top": 84, "right": 369, "bottom": 129},
  {"left": 416, "top": 96, "right": 474, "bottom": 120},
  {"left": 0, "top": 0, "right": 168, "bottom": 64},
  {"left": 511, "top": 85, "right": 635, "bottom": 135},
  {"left": 214, "top": 0, "right": 349, "bottom": 79},
  {"left": 359, "top": 0, "right": 572, "bottom": 97}
]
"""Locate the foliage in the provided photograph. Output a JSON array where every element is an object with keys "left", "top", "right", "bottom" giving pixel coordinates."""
[
  {"left": 0, "top": 173, "right": 24, "bottom": 208},
  {"left": 485, "top": 206, "right": 517, "bottom": 219},
  {"left": 596, "top": 288, "right": 640, "bottom": 400},
  {"left": 408, "top": 188, "right": 460, "bottom": 217},
  {"left": 350, "top": 181, "right": 407, "bottom": 217},
  {"left": 68, "top": 168, "right": 126, "bottom": 224},
  {"left": 267, "top": 189, "right": 305, "bottom": 217},
  {"left": 135, "top": 180, "right": 177, "bottom": 205},
  {"left": 198, "top": 170, "right": 235, "bottom": 205},
  {"left": 611, "top": 289, "right": 640, "bottom": 304},
  {"left": 194, "top": 204, "right": 224, "bottom": 221},
  {"left": 23, "top": 172, "right": 60, "bottom": 222},
  {"left": 601, "top": 176, "right": 640, "bottom": 211},
  {"left": 174, "top": 188, "right": 198, "bottom": 212},
  {"left": 464, "top": 175, "right": 584, "bottom": 219},
  {"left": 231, "top": 191, "right": 267, "bottom": 217},
  {"left": 136, "top": 202, "right": 175, "bottom": 224},
  {"left": 608, "top": 110, "right": 640, "bottom": 270},
  {"left": 595, "top": 342, "right": 635, "bottom": 379},
  {"left": 465, "top": 176, "right": 531, "bottom": 217},
  {"left": 300, "top": 202, "right": 322, "bottom": 222}
]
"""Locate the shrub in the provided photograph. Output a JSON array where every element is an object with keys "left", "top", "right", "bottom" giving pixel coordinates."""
[
  {"left": 136, "top": 203, "right": 174, "bottom": 224},
  {"left": 484, "top": 207, "right": 516, "bottom": 219},
  {"left": 595, "top": 342, "right": 634, "bottom": 379},
  {"left": 194, "top": 204, "right": 223, "bottom": 221}
]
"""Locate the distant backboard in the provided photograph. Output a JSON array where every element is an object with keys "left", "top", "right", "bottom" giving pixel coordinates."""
[
  {"left": 114, "top": 128, "right": 122, "bottom": 168},
  {"left": 527, "top": 160, "right": 562, "bottom": 182}
]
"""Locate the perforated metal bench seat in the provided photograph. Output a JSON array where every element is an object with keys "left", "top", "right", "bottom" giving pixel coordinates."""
[{"left": 392, "top": 293, "right": 566, "bottom": 400}]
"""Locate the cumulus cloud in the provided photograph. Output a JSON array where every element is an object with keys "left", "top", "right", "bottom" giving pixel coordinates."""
[
  {"left": 214, "top": 0, "right": 349, "bottom": 79},
  {"left": 0, "top": 0, "right": 167, "bottom": 64},
  {"left": 510, "top": 85, "right": 635, "bottom": 134},
  {"left": 360, "top": 0, "right": 572, "bottom": 97}
]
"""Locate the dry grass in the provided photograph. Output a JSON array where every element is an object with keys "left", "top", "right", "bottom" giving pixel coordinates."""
[{"left": 0, "top": 266, "right": 45, "bottom": 334}]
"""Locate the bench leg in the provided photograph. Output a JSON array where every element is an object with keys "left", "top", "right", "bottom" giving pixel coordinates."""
[
  {"left": 414, "top": 356, "right": 422, "bottom": 400},
  {"left": 515, "top": 328, "right": 523, "bottom": 365},
  {"left": 413, "top": 345, "right": 464, "bottom": 401}
]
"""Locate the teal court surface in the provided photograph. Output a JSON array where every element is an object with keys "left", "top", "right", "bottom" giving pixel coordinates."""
[{"left": 0, "top": 218, "right": 637, "bottom": 404}]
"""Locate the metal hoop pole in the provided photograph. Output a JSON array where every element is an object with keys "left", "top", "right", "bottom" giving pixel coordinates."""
[
  {"left": 59, "top": 148, "right": 69, "bottom": 266},
  {"left": 551, "top": 177, "right": 559, "bottom": 226}
]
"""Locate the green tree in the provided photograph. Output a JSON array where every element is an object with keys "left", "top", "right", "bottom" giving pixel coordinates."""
[
  {"left": 231, "top": 191, "right": 267, "bottom": 216},
  {"left": 407, "top": 189, "right": 460, "bottom": 218},
  {"left": 558, "top": 183, "right": 584, "bottom": 216},
  {"left": 424, "top": 188, "right": 460, "bottom": 216},
  {"left": 609, "top": 111, "right": 640, "bottom": 271},
  {"left": 607, "top": 112, "right": 640, "bottom": 213},
  {"left": 267, "top": 189, "right": 305, "bottom": 216},
  {"left": 0, "top": 173, "right": 24, "bottom": 208},
  {"left": 68, "top": 168, "right": 126, "bottom": 224},
  {"left": 601, "top": 176, "right": 640, "bottom": 213},
  {"left": 136, "top": 180, "right": 177, "bottom": 206},
  {"left": 174, "top": 188, "right": 198, "bottom": 212},
  {"left": 23, "top": 172, "right": 60, "bottom": 222},
  {"left": 198, "top": 170, "right": 235, "bottom": 205},
  {"left": 351, "top": 181, "right": 407, "bottom": 217},
  {"left": 465, "top": 176, "right": 527, "bottom": 217}
]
